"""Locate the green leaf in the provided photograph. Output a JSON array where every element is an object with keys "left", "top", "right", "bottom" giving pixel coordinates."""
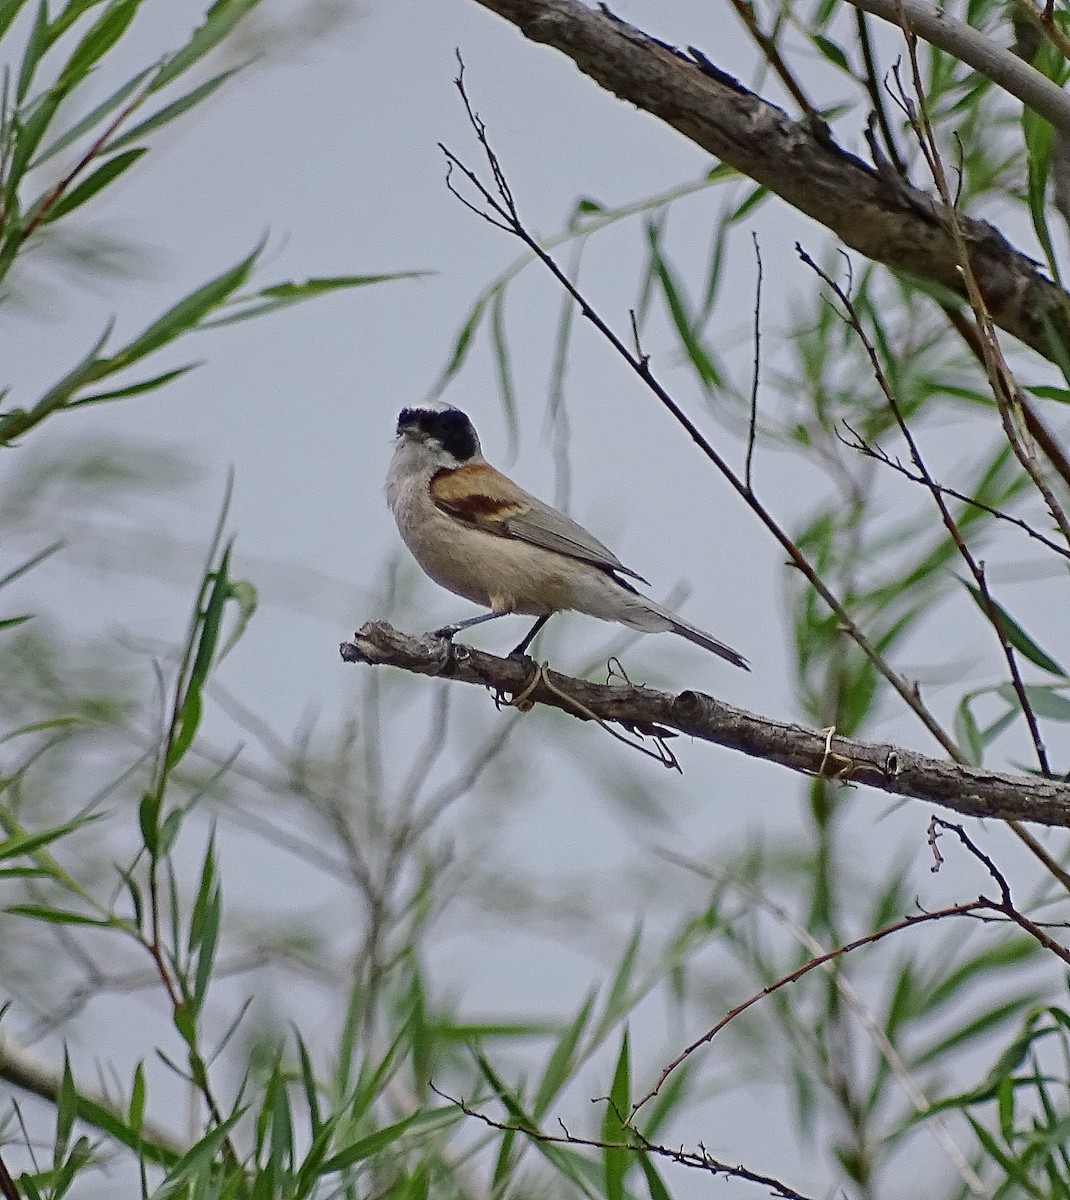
[
  {"left": 0, "top": 0, "right": 32, "bottom": 41},
  {"left": 217, "top": 577, "right": 256, "bottom": 660},
  {"left": 604, "top": 924, "right": 642, "bottom": 1023},
  {"left": 954, "top": 692, "right": 984, "bottom": 766},
  {"left": 65, "top": 363, "right": 200, "bottom": 407},
  {"left": 199, "top": 270, "right": 429, "bottom": 329},
  {"left": 639, "top": 1154, "right": 672, "bottom": 1200},
  {"left": 1025, "top": 385, "right": 1070, "bottom": 405},
  {"left": 602, "top": 1030, "right": 631, "bottom": 1200},
  {"left": 995, "top": 684, "right": 1070, "bottom": 722},
  {"left": 7, "top": 904, "right": 113, "bottom": 927},
  {"left": 43, "top": 147, "right": 147, "bottom": 222},
  {"left": 138, "top": 789, "right": 160, "bottom": 855},
  {"left": 107, "top": 67, "right": 239, "bottom": 153},
  {"left": 189, "top": 836, "right": 221, "bottom": 1013},
  {"left": 33, "top": 64, "right": 154, "bottom": 164},
  {"left": 47, "top": 0, "right": 113, "bottom": 45},
  {"left": 56, "top": 0, "right": 140, "bottom": 91},
  {"left": 317, "top": 1107, "right": 459, "bottom": 1174},
  {"left": 0, "top": 813, "right": 98, "bottom": 861},
  {"left": 107, "top": 241, "right": 264, "bottom": 369},
  {"left": 149, "top": 0, "right": 261, "bottom": 94},
  {"left": 15, "top": 0, "right": 49, "bottom": 103},
  {"left": 960, "top": 579, "right": 1065, "bottom": 675},
  {"left": 55, "top": 1053, "right": 77, "bottom": 1166},
  {"left": 476, "top": 1055, "right": 596, "bottom": 1196},
  {"left": 533, "top": 988, "right": 595, "bottom": 1117},
  {"left": 0, "top": 716, "right": 82, "bottom": 745},
  {"left": 129, "top": 1063, "right": 145, "bottom": 1135},
  {"left": 8, "top": 89, "right": 65, "bottom": 192},
  {"left": 154, "top": 1107, "right": 245, "bottom": 1195},
  {"left": 923, "top": 937, "right": 1038, "bottom": 1014},
  {"left": 812, "top": 33, "right": 852, "bottom": 73},
  {"left": 166, "top": 542, "right": 232, "bottom": 770},
  {"left": 644, "top": 218, "right": 721, "bottom": 387}
]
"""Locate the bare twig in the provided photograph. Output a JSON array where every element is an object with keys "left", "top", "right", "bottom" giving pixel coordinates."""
[
  {"left": 431, "top": 1083, "right": 816, "bottom": 1199},
  {"left": 839, "top": 423, "right": 1070, "bottom": 561},
  {"left": 726, "top": 0, "right": 823, "bottom": 124},
  {"left": 631, "top": 895, "right": 988, "bottom": 1113},
  {"left": 931, "top": 819, "right": 1070, "bottom": 965},
  {"left": 894, "top": 48, "right": 1070, "bottom": 550},
  {"left": 798, "top": 247, "right": 1051, "bottom": 777},
  {"left": 745, "top": 233, "right": 762, "bottom": 493},
  {"left": 855, "top": 9, "right": 907, "bottom": 176},
  {"left": 660, "top": 850, "right": 987, "bottom": 1195},
  {"left": 439, "top": 68, "right": 967, "bottom": 763},
  {"left": 941, "top": 305, "right": 1070, "bottom": 494}
]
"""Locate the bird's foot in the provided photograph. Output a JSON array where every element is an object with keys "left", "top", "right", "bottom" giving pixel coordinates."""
[{"left": 430, "top": 625, "right": 459, "bottom": 641}]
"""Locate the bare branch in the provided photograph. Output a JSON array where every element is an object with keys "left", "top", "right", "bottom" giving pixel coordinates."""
[
  {"left": 468, "top": 0, "right": 1070, "bottom": 365},
  {"left": 341, "top": 622, "right": 1070, "bottom": 827}
]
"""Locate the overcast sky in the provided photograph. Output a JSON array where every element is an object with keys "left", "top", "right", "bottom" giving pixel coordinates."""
[{"left": 3, "top": 3, "right": 1061, "bottom": 1195}]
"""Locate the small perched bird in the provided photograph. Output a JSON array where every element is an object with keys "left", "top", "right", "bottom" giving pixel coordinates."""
[{"left": 385, "top": 402, "right": 748, "bottom": 669}]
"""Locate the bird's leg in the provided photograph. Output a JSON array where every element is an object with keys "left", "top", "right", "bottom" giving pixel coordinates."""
[
  {"left": 509, "top": 614, "right": 550, "bottom": 658},
  {"left": 431, "top": 611, "right": 509, "bottom": 640}
]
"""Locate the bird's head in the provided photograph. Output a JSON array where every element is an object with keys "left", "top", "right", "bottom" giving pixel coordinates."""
[{"left": 395, "top": 402, "right": 482, "bottom": 468}]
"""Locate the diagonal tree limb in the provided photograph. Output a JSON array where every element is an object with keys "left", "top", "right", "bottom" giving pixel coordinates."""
[
  {"left": 467, "top": 0, "right": 1070, "bottom": 367},
  {"left": 342, "top": 622, "right": 1070, "bottom": 828}
]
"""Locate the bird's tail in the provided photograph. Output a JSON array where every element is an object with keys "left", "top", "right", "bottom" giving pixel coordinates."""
[{"left": 622, "top": 595, "right": 749, "bottom": 670}]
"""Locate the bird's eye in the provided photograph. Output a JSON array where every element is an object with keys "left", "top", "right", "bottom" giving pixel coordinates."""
[{"left": 432, "top": 411, "right": 477, "bottom": 461}]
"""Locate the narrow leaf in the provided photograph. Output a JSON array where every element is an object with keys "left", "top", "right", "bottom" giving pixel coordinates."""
[
  {"left": 43, "top": 147, "right": 147, "bottom": 223},
  {"left": 960, "top": 579, "right": 1065, "bottom": 675},
  {"left": 107, "top": 67, "right": 239, "bottom": 153}
]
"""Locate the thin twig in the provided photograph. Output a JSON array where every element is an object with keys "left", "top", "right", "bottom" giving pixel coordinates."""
[
  {"left": 727, "top": 0, "right": 823, "bottom": 122},
  {"left": 745, "top": 233, "right": 762, "bottom": 493},
  {"left": 653, "top": 849, "right": 988, "bottom": 1196},
  {"left": 439, "top": 66, "right": 967, "bottom": 763},
  {"left": 631, "top": 895, "right": 989, "bottom": 1113},
  {"left": 932, "top": 819, "right": 1070, "bottom": 965},
  {"left": 893, "top": 49, "right": 1070, "bottom": 551},
  {"left": 431, "top": 1083, "right": 816, "bottom": 1199},
  {"left": 843, "top": 0, "right": 1070, "bottom": 136},
  {"left": 839, "top": 422, "right": 1070, "bottom": 561},
  {"left": 855, "top": 9, "right": 907, "bottom": 176},
  {"left": 798, "top": 247, "right": 1051, "bottom": 778},
  {"left": 942, "top": 304, "right": 1070, "bottom": 494}
]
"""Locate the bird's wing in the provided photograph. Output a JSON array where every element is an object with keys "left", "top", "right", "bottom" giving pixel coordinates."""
[{"left": 430, "top": 463, "right": 649, "bottom": 583}]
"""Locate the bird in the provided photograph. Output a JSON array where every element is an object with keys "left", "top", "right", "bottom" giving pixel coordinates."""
[{"left": 385, "top": 402, "right": 748, "bottom": 669}]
